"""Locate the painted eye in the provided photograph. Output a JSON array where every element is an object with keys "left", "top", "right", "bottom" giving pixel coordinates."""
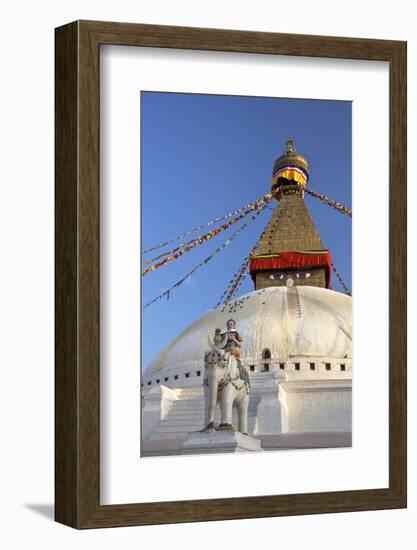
[
  {"left": 295, "top": 272, "right": 311, "bottom": 279},
  {"left": 269, "top": 273, "right": 287, "bottom": 281}
]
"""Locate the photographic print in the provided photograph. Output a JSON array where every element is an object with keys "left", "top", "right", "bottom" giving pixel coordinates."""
[
  {"left": 54, "top": 21, "right": 406, "bottom": 527},
  {"left": 140, "top": 91, "right": 352, "bottom": 457}
]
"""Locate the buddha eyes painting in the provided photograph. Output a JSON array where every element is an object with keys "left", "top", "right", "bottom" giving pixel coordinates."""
[{"left": 140, "top": 91, "right": 352, "bottom": 457}]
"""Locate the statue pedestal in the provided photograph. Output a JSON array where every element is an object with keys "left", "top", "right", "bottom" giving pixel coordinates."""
[{"left": 181, "top": 431, "right": 263, "bottom": 454}]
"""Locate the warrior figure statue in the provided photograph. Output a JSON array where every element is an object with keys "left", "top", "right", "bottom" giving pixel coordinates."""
[{"left": 214, "top": 319, "right": 250, "bottom": 384}]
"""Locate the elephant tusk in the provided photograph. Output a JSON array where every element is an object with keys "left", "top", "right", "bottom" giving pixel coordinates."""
[
  {"left": 207, "top": 334, "right": 228, "bottom": 351},
  {"left": 207, "top": 335, "right": 217, "bottom": 350}
]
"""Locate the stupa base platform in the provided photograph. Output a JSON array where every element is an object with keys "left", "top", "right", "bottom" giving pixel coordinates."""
[
  {"left": 258, "top": 431, "right": 351, "bottom": 450},
  {"left": 140, "top": 430, "right": 351, "bottom": 457},
  {"left": 180, "top": 431, "right": 263, "bottom": 454}
]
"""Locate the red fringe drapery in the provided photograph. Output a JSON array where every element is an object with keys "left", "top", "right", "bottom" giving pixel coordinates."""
[{"left": 249, "top": 251, "right": 331, "bottom": 288}]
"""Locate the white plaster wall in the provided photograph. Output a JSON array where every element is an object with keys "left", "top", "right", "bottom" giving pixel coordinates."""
[
  {"left": 141, "top": 357, "right": 352, "bottom": 389},
  {"left": 1, "top": 1, "right": 416, "bottom": 549},
  {"left": 281, "top": 383, "right": 352, "bottom": 432}
]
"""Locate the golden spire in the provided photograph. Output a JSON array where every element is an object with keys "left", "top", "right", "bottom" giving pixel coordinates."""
[{"left": 271, "top": 138, "right": 310, "bottom": 199}]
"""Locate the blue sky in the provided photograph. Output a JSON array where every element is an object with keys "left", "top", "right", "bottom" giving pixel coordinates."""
[{"left": 141, "top": 92, "right": 352, "bottom": 369}]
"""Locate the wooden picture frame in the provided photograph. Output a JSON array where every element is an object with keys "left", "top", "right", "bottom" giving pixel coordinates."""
[{"left": 55, "top": 20, "right": 407, "bottom": 528}]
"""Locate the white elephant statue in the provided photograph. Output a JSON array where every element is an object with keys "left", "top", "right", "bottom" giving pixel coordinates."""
[{"left": 202, "top": 335, "right": 251, "bottom": 435}]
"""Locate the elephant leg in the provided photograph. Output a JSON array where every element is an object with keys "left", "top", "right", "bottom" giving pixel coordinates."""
[
  {"left": 219, "top": 387, "right": 234, "bottom": 428},
  {"left": 203, "top": 370, "right": 218, "bottom": 430},
  {"left": 237, "top": 392, "right": 249, "bottom": 435},
  {"left": 203, "top": 382, "right": 210, "bottom": 427}
]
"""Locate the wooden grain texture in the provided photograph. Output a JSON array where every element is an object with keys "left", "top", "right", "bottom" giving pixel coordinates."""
[
  {"left": 55, "top": 21, "right": 79, "bottom": 527},
  {"left": 55, "top": 20, "right": 407, "bottom": 529},
  {"left": 388, "top": 40, "right": 407, "bottom": 504}
]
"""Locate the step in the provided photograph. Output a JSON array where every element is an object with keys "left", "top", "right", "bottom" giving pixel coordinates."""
[
  {"left": 159, "top": 417, "right": 204, "bottom": 428},
  {"left": 156, "top": 423, "right": 204, "bottom": 431},
  {"left": 171, "top": 404, "right": 204, "bottom": 408},
  {"left": 168, "top": 413, "right": 204, "bottom": 419},
  {"left": 152, "top": 426, "right": 203, "bottom": 435},
  {"left": 167, "top": 409, "right": 205, "bottom": 416},
  {"left": 150, "top": 432, "right": 191, "bottom": 440},
  {"left": 168, "top": 413, "right": 205, "bottom": 418}
]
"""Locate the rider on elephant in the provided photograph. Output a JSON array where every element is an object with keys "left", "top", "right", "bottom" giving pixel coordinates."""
[{"left": 214, "top": 319, "right": 250, "bottom": 384}]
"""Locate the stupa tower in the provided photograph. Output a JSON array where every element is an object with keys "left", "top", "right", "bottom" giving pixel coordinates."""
[
  {"left": 250, "top": 138, "right": 331, "bottom": 290},
  {"left": 141, "top": 137, "right": 352, "bottom": 455}
]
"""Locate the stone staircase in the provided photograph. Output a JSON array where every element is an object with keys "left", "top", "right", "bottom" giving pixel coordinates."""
[{"left": 148, "top": 372, "right": 273, "bottom": 440}]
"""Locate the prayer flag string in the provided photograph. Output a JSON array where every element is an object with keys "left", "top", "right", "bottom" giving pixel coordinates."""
[
  {"left": 215, "top": 214, "right": 273, "bottom": 307},
  {"left": 331, "top": 262, "right": 351, "bottom": 296},
  {"left": 142, "top": 194, "right": 272, "bottom": 274},
  {"left": 142, "top": 193, "right": 272, "bottom": 255},
  {"left": 304, "top": 187, "right": 352, "bottom": 217},
  {"left": 143, "top": 204, "right": 268, "bottom": 309},
  {"left": 215, "top": 244, "right": 258, "bottom": 307}
]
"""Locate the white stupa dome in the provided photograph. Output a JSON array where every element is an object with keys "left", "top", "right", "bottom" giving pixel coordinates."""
[{"left": 143, "top": 286, "right": 351, "bottom": 385}]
